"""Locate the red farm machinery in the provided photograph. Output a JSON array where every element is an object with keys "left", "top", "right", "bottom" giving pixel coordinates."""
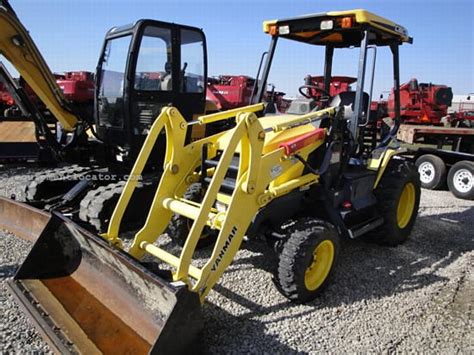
[
  {"left": 0, "top": 81, "right": 15, "bottom": 113},
  {"left": 0, "top": 69, "right": 94, "bottom": 118},
  {"left": 387, "top": 78, "right": 453, "bottom": 125},
  {"left": 206, "top": 74, "right": 289, "bottom": 112},
  {"left": 0, "top": 66, "right": 94, "bottom": 162},
  {"left": 305, "top": 75, "right": 357, "bottom": 100}
]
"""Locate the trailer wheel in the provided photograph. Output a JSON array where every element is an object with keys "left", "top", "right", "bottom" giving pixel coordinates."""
[
  {"left": 274, "top": 218, "right": 340, "bottom": 303},
  {"left": 366, "top": 160, "right": 421, "bottom": 246},
  {"left": 167, "top": 183, "right": 218, "bottom": 248},
  {"left": 415, "top": 154, "right": 446, "bottom": 190},
  {"left": 447, "top": 161, "right": 474, "bottom": 200}
]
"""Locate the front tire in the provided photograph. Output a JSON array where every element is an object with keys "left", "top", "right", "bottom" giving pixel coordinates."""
[
  {"left": 447, "top": 161, "right": 474, "bottom": 200},
  {"left": 275, "top": 218, "right": 340, "bottom": 303},
  {"left": 367, "top": 160, "right": 421, "bottom": 246}
]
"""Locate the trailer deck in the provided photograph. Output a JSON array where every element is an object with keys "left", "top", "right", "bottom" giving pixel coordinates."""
[{"left": 398, "top": 124, "right": 474, "bottom": 145}]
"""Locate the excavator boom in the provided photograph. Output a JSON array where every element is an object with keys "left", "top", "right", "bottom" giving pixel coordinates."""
[{"left": 0, "top": 1, "right": 79, "bottom": 131}]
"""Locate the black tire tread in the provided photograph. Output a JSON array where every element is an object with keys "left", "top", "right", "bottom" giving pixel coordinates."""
[
  {"left": 275, "top": 218, "right": 340, "bottom": 303},
  {"left": 366, "top": 160, "right": 421, "bottom": 246}
]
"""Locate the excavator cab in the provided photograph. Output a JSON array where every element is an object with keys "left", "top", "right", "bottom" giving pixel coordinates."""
[
  {"left": 0, "top": 1, "right": 212, "bottom": 233},
  {"left": 0, "top": 0, "right": 208, "bottom": 165},
  {"left": 95, "top": 20, "right": 208, "bottom": 164}
]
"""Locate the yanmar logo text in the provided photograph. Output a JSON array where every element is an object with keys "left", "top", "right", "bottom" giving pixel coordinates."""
[{"left": 211, "top": 226, "right": 238, "bottom": 271}]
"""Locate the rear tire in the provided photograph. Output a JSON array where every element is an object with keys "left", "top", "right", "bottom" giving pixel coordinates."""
[
  {"left": 366, "top": 160, "right": 421, "bottom": 246},
  {"left": 415, "top": 154, "right": 446, "bottom": 190},
  {"left": 167, "top": 183, "right": 218, "bottom": 248},
  {"left": 447, "top": 161, "right": 474, "bottom": 200},
  {"left": 274, "top": 218, "right": 340, "bottom": 303}
]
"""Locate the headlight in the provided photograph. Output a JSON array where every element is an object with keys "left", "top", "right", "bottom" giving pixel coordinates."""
[
  {"left": 279, "top": 25, "right": 290, "bottom": 35},
  {"left": 320, "top": 20, "right": 334, "bottom": 30}
]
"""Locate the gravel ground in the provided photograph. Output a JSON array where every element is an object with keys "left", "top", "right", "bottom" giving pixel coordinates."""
[{"left": 0, "top": 164, "right": 473, "bottom": 353}]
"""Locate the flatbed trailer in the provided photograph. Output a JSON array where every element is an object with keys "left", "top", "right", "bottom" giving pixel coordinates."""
[
  {"left": 0, "top": 63, "right": 43, "bottom": 162},
  {"left": 397, "top": 124, "right": 474, "bottom": 199},
  {"left": 0, "top": 121, "right": 39, "bottom": 162}
]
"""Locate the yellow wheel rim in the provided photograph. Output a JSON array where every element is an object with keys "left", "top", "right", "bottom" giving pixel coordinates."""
[
  {"left": 304, "top": 240, "right": 335, "bottom": 291},
  {"left": 397, "top": 182, "right": 416, "bottom": 229}
]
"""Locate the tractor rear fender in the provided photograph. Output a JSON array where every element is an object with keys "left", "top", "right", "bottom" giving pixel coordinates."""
[{"left": 368, "top": 147, "right": 411, "bottom": 188}]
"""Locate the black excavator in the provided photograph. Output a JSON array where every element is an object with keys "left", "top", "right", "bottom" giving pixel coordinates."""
[{"left": 0, "top": 0, "right": 246, "bottom": 232}]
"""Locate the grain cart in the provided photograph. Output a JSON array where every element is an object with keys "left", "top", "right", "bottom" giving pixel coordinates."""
[{"left": 3, "top": 9, "right": 420, "bottom": 353}]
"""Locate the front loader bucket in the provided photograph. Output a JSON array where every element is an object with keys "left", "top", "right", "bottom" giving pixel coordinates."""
[
  {"left": 7, "top": 211, "right": 202, "bottom": 354},
  {"left": 0, "top": 196, "right": 50, "bottom": 242}
]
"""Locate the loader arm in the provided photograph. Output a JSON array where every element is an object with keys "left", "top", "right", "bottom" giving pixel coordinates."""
[
  {"left": 0, "top": 1, "right": 79, "bottom": 131},
  {"left": 105, "top": 104, "right": 332, "bottom": 301},
  {"left": 4, "top": 104, "right": 333, "bottom": 352}
]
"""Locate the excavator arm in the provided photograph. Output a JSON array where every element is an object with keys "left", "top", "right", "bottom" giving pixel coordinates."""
[{"left": 0, "top": 0, "right": 79, "bottom": 131}]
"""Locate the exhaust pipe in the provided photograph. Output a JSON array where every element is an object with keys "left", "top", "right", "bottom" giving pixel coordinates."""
[{"left": 6, "top": 207, "right": 202, "bottom": 354}]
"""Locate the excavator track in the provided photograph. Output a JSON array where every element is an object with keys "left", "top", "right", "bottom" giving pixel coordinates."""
[
  {"left": 79, "top": 179, "right": 157, "bottom": 233},
  {"left": 20, "top": 164, "right": 95, "bottom": 202},
  {"left": 16, "top": 165, "right": 157, "bottom": 233}
]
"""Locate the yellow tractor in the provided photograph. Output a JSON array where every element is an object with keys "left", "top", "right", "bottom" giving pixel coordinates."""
[{"left": 3, "top": 9, "right": 420, "bottom": 353}]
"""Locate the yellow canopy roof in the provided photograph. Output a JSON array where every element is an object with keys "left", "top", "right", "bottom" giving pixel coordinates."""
[{"left": 263, "top": 9, "right": 412, "bottom": 47}]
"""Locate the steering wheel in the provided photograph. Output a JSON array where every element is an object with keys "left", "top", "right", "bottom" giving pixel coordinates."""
[{"left": 298, "top": 85, "right": 331, "bottom": 101}]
